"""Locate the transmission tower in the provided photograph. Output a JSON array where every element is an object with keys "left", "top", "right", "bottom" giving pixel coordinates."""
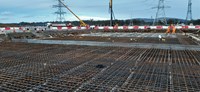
[
  {"left": 153, "top": 0, "right": 169, "bottom": 25},
  {"left": 186, "top": 0, "right": 192, "bottom": 24},
  {"left": 53, "top": 0, "right": 66, "bottom": 22},
  {"left": 129, "top": 12, "right": 134, "bottom": 26}
]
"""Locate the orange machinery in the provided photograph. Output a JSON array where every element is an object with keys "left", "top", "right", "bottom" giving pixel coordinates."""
[{"left": 166, "top": 24, "right": 176, "bottom": 33}]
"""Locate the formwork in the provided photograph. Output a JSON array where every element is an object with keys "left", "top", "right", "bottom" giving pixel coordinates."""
[{"left": 0, "top": 42, "right": 200, "bottom": 91}]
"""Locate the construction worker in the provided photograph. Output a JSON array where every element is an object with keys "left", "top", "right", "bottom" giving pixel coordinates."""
[
  {"left": 166, "top": 24, "right": 176, "bottom": 34},
  {"left": 158, "top": 35, "right": 162, "bottom": 41}
]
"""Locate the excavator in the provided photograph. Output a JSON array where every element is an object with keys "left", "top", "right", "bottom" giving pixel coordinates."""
[{"left": 58, "top": 0, "right": 87, "bottom": 27}]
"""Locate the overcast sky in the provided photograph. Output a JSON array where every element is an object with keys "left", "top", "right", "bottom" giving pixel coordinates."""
[{"left": 0, "top": 0, "right": 199, "bottom": 23}]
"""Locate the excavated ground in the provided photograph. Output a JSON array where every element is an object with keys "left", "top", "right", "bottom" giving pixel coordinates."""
[{"left": 44, "top": 33, "right": 198, "bottom": 45}]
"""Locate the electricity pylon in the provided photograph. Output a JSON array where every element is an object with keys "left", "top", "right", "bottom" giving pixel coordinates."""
[
  {"left": 186, "top": 0, "right": 192, "bottom": 24},
  {"left": 152, "top": 0, "right": 169, "bottom": 25},
  {"left": 53, "top": 0, "right": 66, "bottom": 22}
]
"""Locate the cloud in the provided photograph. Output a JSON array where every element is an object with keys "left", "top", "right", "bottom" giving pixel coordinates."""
[
  {"left": 0, "top": 0, "right": 52, "bottom": 9},
  {"left": 0, "top": 17, "right": 10, "bottom": 20},
  {"left": 0, "top": 0, "right": 199, "bottom": 23},
  {"left": 0, "top": 11, "right": 13, "bottom": 16},
  {"left": 35, "top": 15, "right": 50, "bottom": 18},
  {"left": 21, "top": 15, "right": 34, "bottom": 18},
  {"left": 80, "top": 16, "right": 109, "bottom": 20},
  {"left": 0, "top": 11, "right": 14, "bottom": 21},
  {"left": 66, "top": 15, "right": 109, "bottom": 21}
]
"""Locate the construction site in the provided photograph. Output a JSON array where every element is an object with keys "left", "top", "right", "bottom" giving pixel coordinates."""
[{"left": 1, "top": 0, "right": 200, "bottom": 92}]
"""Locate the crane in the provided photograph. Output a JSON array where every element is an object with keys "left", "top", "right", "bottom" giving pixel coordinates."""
[{"left": 58, "top": 0, "right": 87, "bottom": 27}]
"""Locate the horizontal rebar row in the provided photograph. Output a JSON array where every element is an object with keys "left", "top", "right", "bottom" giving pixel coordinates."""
[{"left": 0, "top": 42, "right": 200, "bottom": 91}]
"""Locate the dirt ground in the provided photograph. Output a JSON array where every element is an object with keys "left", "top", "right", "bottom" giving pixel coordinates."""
[{"left": 45, "top": 35, "right": 198, "bottom": 45}]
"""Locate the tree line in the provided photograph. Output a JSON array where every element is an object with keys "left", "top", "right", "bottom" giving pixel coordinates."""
[{"left": 0, "top": 19, "right": 200, "bottom": 27}]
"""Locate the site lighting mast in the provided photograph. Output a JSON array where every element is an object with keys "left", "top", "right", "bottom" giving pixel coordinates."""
[
  {"left": 53, "top": 0, "right": 66, "bottom": 23},
  {"left": 153, "top": 0, "right": 169, "bottom": 26},
  {"left": 109, "top": 0, "right": 113, "bottom": 26},
  {"left": 186, "top": 0, "right": 192, "bottom": 24}
]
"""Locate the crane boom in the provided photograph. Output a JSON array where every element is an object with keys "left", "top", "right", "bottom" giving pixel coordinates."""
[{"left": 58, "top": 0, "right": 87, "bottom": 27}]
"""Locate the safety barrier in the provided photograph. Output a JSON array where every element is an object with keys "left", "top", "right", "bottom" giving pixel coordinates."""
[
  {"left": 0, "top": 25, "right": 200, "bottom": 34},
  {"left": 51, "top": 25, "right": 200, "bottom": 30}
]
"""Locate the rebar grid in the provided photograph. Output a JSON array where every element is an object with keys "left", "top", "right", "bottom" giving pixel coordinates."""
[{"left": 0, "top": 43, "right": 200, "bottom": 91}]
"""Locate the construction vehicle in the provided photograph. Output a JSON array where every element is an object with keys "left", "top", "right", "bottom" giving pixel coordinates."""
[
  {"left": 58, "top": 0, "right": 87, "bottom": 27},
  {"left": 166, "top": 24, "right": 176, "bottom": 33}
]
